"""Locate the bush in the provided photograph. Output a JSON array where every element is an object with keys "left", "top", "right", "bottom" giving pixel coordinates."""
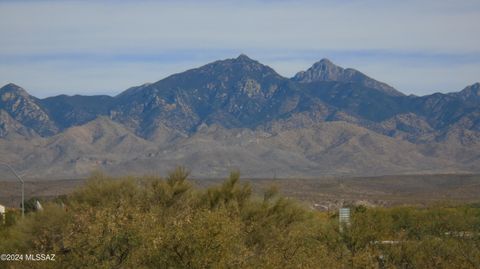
[{"left": 0, "top": 168, "right": 479, "bottom": 268}]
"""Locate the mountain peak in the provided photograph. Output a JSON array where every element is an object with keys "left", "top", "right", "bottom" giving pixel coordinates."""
[
  {"left": 306, "top": 58, "right": 343, "bottom": 78},
  {"left": 293, "top": 59, "right": 404, "bottom": 96},
  {"left": 191, "top": 54, "right": 280, "bottom": 79},
  {"left": 316, "top": 58, "right": 335, "bottom": 66},
  {"left": 1, "top": 83, "right": 23, "bottom": 91},
  {"left": 0, "top": 83, "right": 30, "bottom": 98},
  {"left": 461, "top": 82, "right": 480, "bottom": 92},
  {"left": 454, "top": 82, "right": 480, "bottom": 101},
  {"left": 0, "top": 83, "right": 59, "bottom": 136},
  {"left": 236, "top": 54, "right": 252, "bottom": 61},
  {"left": 230, "top": 54, "right": 264, "bottom": 67}
]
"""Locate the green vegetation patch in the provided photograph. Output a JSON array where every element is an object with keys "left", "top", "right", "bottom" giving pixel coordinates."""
[{"left": 1, "top": 168, "right": 479, "bottom": 268}]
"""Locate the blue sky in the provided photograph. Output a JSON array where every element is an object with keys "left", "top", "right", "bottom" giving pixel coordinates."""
[{"left": 0, "top": 0, "right": 479, "bottom": 97}]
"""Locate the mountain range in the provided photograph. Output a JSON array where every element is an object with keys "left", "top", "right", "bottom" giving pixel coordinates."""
[{"left": 1, "top": 54, "right": 479, "bottom": 179}]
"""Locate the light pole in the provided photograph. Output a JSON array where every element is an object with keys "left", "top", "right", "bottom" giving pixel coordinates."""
[{"left": 0, "top": 163, "right": 24, "bottom": 218}]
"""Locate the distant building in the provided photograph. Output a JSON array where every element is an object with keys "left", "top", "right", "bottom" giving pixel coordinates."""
[
  {"left": 35, "top": 200, "right": 43, "bottom": 211},
  {"left": 0, "top": 204, "right": 5, "bottom": 224},
  {"left": 339, "top": 207, "right": 351, "bottom": 232}
]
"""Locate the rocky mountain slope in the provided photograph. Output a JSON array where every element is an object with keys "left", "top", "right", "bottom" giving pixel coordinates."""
[
  {"left": 292, "top": 58, "right": 404, "bottom": 96},
  {"left": 0, "top": 55, "right": 479, "bottom": 179}
]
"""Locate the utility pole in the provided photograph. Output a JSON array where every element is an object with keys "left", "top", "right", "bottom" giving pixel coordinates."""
[{"left": 0, "top": 163, "right": 24, "bottom": 218}]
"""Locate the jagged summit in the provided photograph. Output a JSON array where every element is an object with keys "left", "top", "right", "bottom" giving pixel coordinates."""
[
  {"left": 222, "top": 54, "right": 268, "bottom": 69},
  {"left": 112, "top": 54, "right": 288, "bottom": 136},
  {"left": 464, "top": 82, "right": 480, "bottom": 92},
  {"left": 1, "top": 83, "right": 21, "bottom": 90},
  {"left": 236, "top": 53, "right": 252, "bottom": 61},
  {"left": 1, "top": 82, "right": 23, "bottom": 88},
  {"left": 0, "top": 83, "right": 58, "bottom": 136},
  {"left": 294, "top": 58, "right": 343, "bottom": 82},
  {"left": 0, "top": 83, "right": 32, "bottom": 101},
  {"left": 0, "top": 83, "right": 29, "bottom": 96},
  {"left": 293, "top": 59, "right": 404, "bottom": 96},
  {"left": 158, "top": 54, "right": 281, "bottom": 83},
  {"left": 314, "top": 58, "right": 336, "bottom": 67},
  {"left": 453, "top": 82, "right": 480, "bottom": 95},
  {"left": 452, "top": 82, "right": 480, "bottom": 102}
]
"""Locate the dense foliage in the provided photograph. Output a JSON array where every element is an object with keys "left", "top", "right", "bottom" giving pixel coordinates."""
[{"left": 1, "top": 168, "right": 479, "bottom": 268}]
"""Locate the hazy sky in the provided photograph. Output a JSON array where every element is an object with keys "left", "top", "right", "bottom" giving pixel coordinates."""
[{"left": 0, "top": 0, "right": 479, "bottom": 97}]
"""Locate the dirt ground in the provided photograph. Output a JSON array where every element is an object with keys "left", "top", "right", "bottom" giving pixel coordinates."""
[{"left": 1, "top": 174, "right": 479, "bottom": 209}]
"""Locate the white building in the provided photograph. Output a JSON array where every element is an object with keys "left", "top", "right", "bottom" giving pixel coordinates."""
[{"left": 0, "top": 204, "right": 5, "bottom": 224}]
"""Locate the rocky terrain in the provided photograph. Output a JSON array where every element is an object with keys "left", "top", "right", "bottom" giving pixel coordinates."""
[{"left": 0, "top": 54, "right": 479, "bottom": 179}]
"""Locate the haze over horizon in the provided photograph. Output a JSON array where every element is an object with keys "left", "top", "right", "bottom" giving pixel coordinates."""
[{"left": 1, "top": 0, "right": 479, "bottom": 97}]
